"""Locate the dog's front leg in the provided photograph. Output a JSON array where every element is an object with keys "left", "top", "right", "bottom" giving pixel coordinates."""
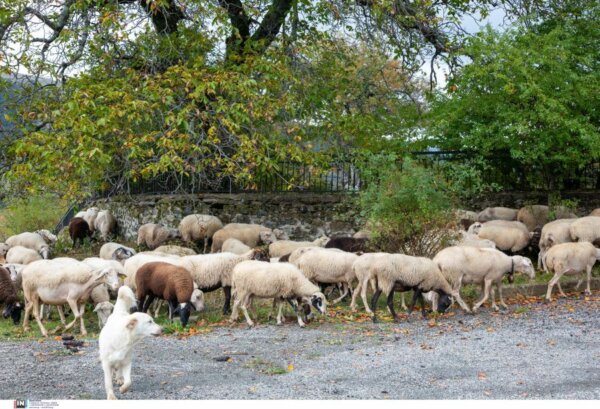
[
  {"left": 119, "top": 358, "right": 133, "bottom": 394},
  {"left": 102, "top": 361, "right": 117, "bottom": 400}
]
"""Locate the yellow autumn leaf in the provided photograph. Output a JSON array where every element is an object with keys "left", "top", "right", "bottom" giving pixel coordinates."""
[{"left": 287, "top": 363, "right": 294, "bottom": 372}]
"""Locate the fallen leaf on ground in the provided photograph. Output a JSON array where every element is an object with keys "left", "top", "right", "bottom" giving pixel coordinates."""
[{"left": 478, "top": 372, "right": 487, "bottom": 380}]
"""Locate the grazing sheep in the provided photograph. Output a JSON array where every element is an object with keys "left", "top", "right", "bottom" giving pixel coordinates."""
[
  {"left": 476, "top": 222, "right": 533, "bottom": 253},
  {"left": 353, "top": 230, "right": 372, "bottom": 239},
  {"left": 21, "top": 258, "right": 122, "bottom": 336},
  {"left": 0, "top": 266, "right": 23, "bottom": 325},
  {"left": 178, "top": 250, "right": 262, "bottom": 314},
  {"left": 230, "top": 260, "right": 327, "bottom": 327},
  {"left": 538, "top": 219, "right": 576, "bottom": 269},
  {"left": 325, "top": 236, "right": 368, "bottom": 253},
  {"left": 350, "top": 252, "right": 389, "bottom": 313},
  {"left": 455, "top": 209, "right": 479, "bottom": 230},
  {"left": 433, "top": 246, "right": 535, "bottom": 313},
  {"left": 268, "top": 236, "right": 329, "bottom": 258},
  {"left": 291, "top": 248, "right": 359, "bottom": 304},
  {"left": 5, "top": 232, "right": 50, "bottom": 259},
  {"left": 91, "top": 285, "right": 114, "bottom": 329},
  {"left": 0, "top": 243, "right": 9, "bottom": 257},
  {"left": 368, "top": 254, "right": 465, "bottom": 322},
  {"left": 100, "top": 243, "right": 136, "bottom": 262},
  {"left": 95, "top": 210, "right": 117, "bottom": 241},
  {"left": 75, "top": 207, "right": 100, "bottom": 233},
  {"left": 178, "top": 214, "right": 223, "bottom": 253},
  {"left": 33, "top": 229, "right": 57, "bottom": 244},
  {"left": 590, "top": 208, "right": 600, "bottom": 217},
  {"left": 477, "top": 207, "right": 519, "bottom": 222},
  {"left": 83, "top": 257, "right": 127, "bottom": 299},
  {"left": 99, "top": 310, "right": 162, "bottom": 400},
  {"left": 454, "top": 232, "right": 497, "bottom": 249},
  {"left": 69, "top": 217, "right": 92, "bottom": 247},
  {"left": 137, "top": 223, "right": 180, "bottom": 250},
  {"left": 210, "top": 223, "right": 284, "bottom": 253},
  {"left": 222, "top": 238, "right": 252, "bottom": 255},
  {"left": 154, "top": 245, "right": 196, "bottom": 257},
  {"left": 569, "top": 216, "right": 600, "bottom": 244},
  {"left": 517, "top": 205, "right": 551, "bottom": 231},
  {"left": 543, "top": 242, "right": 600, "bottom": 301},
  {"left": 6, "top": 246, "right": 43, "bottom": 265},
  {"left": 135, "top": 262, "right": 196, "bottom": 327}
]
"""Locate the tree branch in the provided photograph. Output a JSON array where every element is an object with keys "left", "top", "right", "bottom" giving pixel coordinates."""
[{"left": 139, "top": 0, "right": 185, "bottom": 35}]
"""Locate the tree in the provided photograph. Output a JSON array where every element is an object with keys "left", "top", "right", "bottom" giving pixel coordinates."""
[{"left": 429, "top": 4, "right": 600, "bottom": 189}]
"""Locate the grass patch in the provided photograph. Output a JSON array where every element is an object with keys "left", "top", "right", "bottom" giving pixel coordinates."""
[{"left": 243, "top": 358, "right": 288, "bottom": 375}]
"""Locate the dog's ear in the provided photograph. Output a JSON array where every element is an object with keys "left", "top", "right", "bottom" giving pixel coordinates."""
[{"left": 126, "top": 317, "right": 138, "bottom": 330}]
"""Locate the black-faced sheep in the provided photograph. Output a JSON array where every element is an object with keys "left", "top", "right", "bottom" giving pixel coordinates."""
[
  {"left": 100, "top": 242, "right": 136, "bottom": 262},
  {"left": 230, "top": 260, "right": 327, "bottom": 327},
  {"left": 69, "top": 217, "right": 92, "bottom": 247},
  {"left": 137, "top": 223, "right": 180, "bottom": 250},
  {"left": 135, "top": 262, "right": 196, "bottom": 327},
  {"left": 0, "top": 266, "right": 23, "bottom": 325},
  {"left": 179, "top": 214, "right": 223, "bottom": 253},
  {"left": 324, "top": 236, "right": 368, "bottom": 253}
]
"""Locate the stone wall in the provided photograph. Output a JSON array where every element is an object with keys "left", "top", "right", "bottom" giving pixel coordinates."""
[{"left": 92, "top": 193, "right": 363, "bottom": 241}]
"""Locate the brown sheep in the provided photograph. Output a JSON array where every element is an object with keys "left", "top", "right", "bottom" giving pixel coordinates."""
[
  {"left": 1, "top": 266, "right": 23, "bottom": 325},
  {"left": 69, "top": 217, "right": 92, "bottom": 247},
  {"left": 135, "top": 262, "right": 195, "bottom": 327},
  {"left": 325, "top": 236, "right": 368, "bottom": 253}
]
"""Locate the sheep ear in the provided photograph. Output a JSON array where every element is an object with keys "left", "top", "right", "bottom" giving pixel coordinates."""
[
  {"left": 93, "top": 304, "right": 103, "bottom": 312},
  {"left": 126, "top": 318, "right": 138, "bottom": 330},
  {"left": 117, "top": 272, "right": 128, "bottom": 279}
]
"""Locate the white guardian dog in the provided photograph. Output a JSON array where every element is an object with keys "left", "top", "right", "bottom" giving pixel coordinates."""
[{"left": 99, "top": 286, "right": 162, "bottom": 400}]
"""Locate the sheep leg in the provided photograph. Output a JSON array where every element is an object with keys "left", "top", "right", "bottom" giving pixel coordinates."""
[
  {"left": 240, "top": 294, "right": 254, "bottom": 327},
  {"left": 229, "top": 294, "right": 243, "bottom": 323},
  {"left": 63, "top": 297, "right": 82, "bottom": 332},
  {"left": 141, "top": 295, "right": 155, "bottom": 313},
  {"left": 332, "top": 283, "right": 349, "bottom": 304},
  {"left": 102, "top": 360, "right": 117, "bottom": 400},
  {"left": 275, "top": 300, "right": 285, "bottom": 325},
  {"left": 585, "top": 265, "right": 592, "bottom": 295},
  {"left": 557, "top": 280, "right": 567, "bottom": 298},
  {"left": 153, "top": 300, "right": 163, "bottom": 318},
  {"left": 57, "top": 306, "right": 67, "bottom": 326},
  {"left": 119, "top": 359, "right": 132, "bottom": 394},
  {"left": 222, "top": 286, "right": 232, "bottom": 315},
  {"left": 361, "top": 277, "right": 373, "bottom": 314},
  {"left": 385, "top": 290, "right": 400, "bottom": 322},
  {"left": 400, "top": 292, "right": 408, "bottom": 311},
  {"left": 450, "top": 280, "right": 471, "bottom": 313},
  {"left": 473, "top": 279, "right": 492, "bottom": 312},
  {"left": 31, "top": 296, "right": 48, "bottom": 337},
  {"left": 78, "top": 303, "right": 88, "bottom": 336},
  {"left": 350, "top": 280, "right": 361, "bottom": 312},
  {"left": 407, "top": 290, "right": 419, "bottom": 317},
  {"left": 546, "top": 272, "right": 562, "bottom": 301},
  {"left": 287, "top": 299, "right": 306, "bottom": 328},
  {"left": 371, "top": 289, "right": 382, "bottom": 323},
  {"left": 23, "top": 299, "right": 33, "bottom": 331}
]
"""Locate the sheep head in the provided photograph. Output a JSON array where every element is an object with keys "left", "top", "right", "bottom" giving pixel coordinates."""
[
  {"left": 308, "top": 292, "right": 327, "bottom": 314},
  {"left": 173, "top": 302, "right": 192, "bottom": 327},
  {"left": 513, "top": 256, "right": 536, "bottom": 279},
  {"left": 190, "top": 289, "right": 205, "bottom": 312},
  {"left": 39, "top": 246, "right": 50, "bottom": 259},
  {"left": 2, "top": 302, "right": 23, "bottom": 325},
  {"left": 112, "top": 247, "right": 135, "bottom": 261},
  {"left": 94, "top": 301, "right": 114, "bottom": 328}
]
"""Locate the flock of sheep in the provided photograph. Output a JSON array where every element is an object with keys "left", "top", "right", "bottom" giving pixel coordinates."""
[{"left": 1, "top": 204, "right": 600, "bottom": 336}]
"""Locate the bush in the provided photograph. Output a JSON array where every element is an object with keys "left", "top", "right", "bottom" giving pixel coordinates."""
[
  {"left": 359, "top": 154, "right": 459, "bottom": 257},
  {"left": 0, "top": 194, "right": 67, "bottom": 240}
]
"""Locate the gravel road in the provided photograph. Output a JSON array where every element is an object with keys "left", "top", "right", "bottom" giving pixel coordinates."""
[{"left": 1, "top": 296, "right": 599, "bottom": 400}]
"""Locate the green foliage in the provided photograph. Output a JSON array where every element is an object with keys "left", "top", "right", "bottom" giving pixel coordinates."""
[
  {"left": 359, "top": 154, "right": 458, "bottom": 257},
  {"left": 439, "top": 158, "right": 502, "bottom": 205},
  {"left": 0, "top": 194, "right": 66, "bottom": 240},
  {"left": 429, "top": 6, "right": 600, "bottom": 189}
]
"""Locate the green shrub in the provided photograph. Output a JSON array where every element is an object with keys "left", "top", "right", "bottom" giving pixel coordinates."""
[
  {"left": 0, "top": 194, "right": 67, "bottom": 240},
  {"left": 358, "top": 154, "right": 459, "bottom": 257}
]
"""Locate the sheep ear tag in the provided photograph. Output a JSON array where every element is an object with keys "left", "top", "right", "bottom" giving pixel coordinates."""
[{"left": 126, "top": 318, "right": 138, "bottom": 330}]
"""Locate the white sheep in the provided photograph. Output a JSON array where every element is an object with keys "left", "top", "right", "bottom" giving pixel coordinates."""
[
  {"left": 21, "top": 258, "right": 122, "bottom": 336},
  {"left": 517, "top": 205, "right": 549, "bottom": 231},
  {"left": 368, "top": 254, "right": 470, "bottom": 322},
  {"left": 35, "top": 229, "right": 58, "bottom": 244},
  {"left": 99, "top": 242, "right": 136, "bottom": 262},
  {"left": 454, "top": 231, "right": 497, "bottom": 248},
  {"left": 569, "top": 216, "right": 600, "bottom": 244},
  {"left": 178, "top": 250, "right": 260, "bottom": 314},
  {"left": 137, "top": 223, "right": 180, "bottom": 250},
  {"left": 543, "top": 242, "right": 600, "bottom": 301},
  {"left": 153, "top": 245, "right": 197, "bottom": 256},
  {"left": 433, "top": 246, "right": 535, "bottom": 313},
  {"left": 5, "top": 232, "right": 50, "bottom": 259},
  {"left": 222, "top": 238, "right": 251, "bottom": 255},
  {"left": 178, "top": 214, "right": 223, "bottom": 253},
  {"left": 75, "top": 207, "right": 100, "bottom": 233},
  {"left": 476, "top": 222, "right": 533, "bottom": 252},
  {"left": 0, "top": 243, "right": 9, "bottom": 257},
  {"left": 538, "top": 219, "right": 576, "bottom": 269},
  {"left": 291, "top": 247, "right": 359, "bottom": 304},
  {"left": 477, "top": 207, "right": 519, "bottom": 222},
  {"left": 95, "top": 210, "right": 117, "bottom": 241},
  {"left": 590, "top": 208, "right": 600, "bottom": 217},
  {"left": 230, "top": 260, "right": 327, "bottom": 327},
  {"left": 5, "top": 246, "right": 43, "bottom": 265},
  {"left": 350, "top": 252, "right": 389, "bottom": 313},
  {"left": 210, "top": 223, "right": 284, "bottom": 253},
  {"left": 268, "top": 236, "right": 330, "bottom": 258}
]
